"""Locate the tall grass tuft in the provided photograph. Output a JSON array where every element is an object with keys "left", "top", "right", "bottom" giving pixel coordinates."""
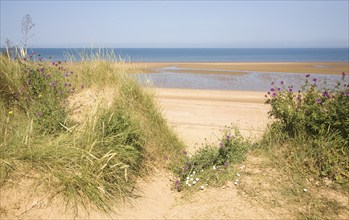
[{"left": 0, "top": 49, "right": 184, "bottom": 212}]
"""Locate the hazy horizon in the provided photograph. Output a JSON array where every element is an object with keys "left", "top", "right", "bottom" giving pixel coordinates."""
[{"left": 1, "top": 1, "right": 348, "bottom": 48}]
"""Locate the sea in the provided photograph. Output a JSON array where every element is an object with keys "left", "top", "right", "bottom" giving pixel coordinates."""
[
  {"left": 21, "top": 48, "right": 349, "bottom": 62},
  {"left": 6, "top": 48, "right": 349, "bottom": 91}
]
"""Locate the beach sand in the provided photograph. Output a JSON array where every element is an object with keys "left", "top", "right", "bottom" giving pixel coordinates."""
[
  {"left": 136, "top": 61, "right": 348, "bottom": 75},
  {"left": 154, "top": 88, "right": 270, "bottom": 152}
]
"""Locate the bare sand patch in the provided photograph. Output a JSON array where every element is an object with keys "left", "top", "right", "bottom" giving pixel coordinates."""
[{"left": 154, "top": 88, "right": 270, "bottom": 152}]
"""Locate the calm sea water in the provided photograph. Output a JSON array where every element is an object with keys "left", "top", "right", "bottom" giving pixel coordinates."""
[
  {"left": 22, "top": 48, "right": 349, "bottom": 62},
  {"left": 6, "top": 47, "right": 347, "bottom": 91}
]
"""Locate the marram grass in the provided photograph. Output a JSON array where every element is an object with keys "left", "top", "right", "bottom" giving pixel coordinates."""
[{"left": 0, "top": 51, "right": 185, "bottom": 212}]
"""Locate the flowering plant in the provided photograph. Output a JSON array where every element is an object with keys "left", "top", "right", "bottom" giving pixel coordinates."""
[{"left": 265, "top": 72, "right": 349, "bottom": 142}]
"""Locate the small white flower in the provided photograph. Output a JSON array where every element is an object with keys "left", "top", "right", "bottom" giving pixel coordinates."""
[
  {"left": 186, "top": 180, "right": 189, "bottom": 185},
  {"left": 196, "top": 178, "right": 199, "bottom": 181},
  {"left": 186, "top": 177, "right": 189, "bottom": 180},
  {"left": 193, "top": 171, "right": 196, "bottom": 174},
  {"left": 193, "top": 181, "right": 196, "bottom": 185},
  {"left": 213, "top": 165, "right": 216, "bottom": 170},
  {"left": 303, "top": 188, "right": 308, "bottom": 192},
  {"left": 190, "top": 178, "right": 193, "bottom": 181},
  {"left": 222, "top": 185, "right": 226, "bottom": 189},
  {"left": 188, "top": 184, "right": 192, "bottom": 187},
  {"left": 234, "top": 181, "right": 238, "bottom": 185},
  {"left": 205, "top": 183, "right": 209, "bottom": 186},
  {"left": 201, "top": 169, "right": 204, "bottom": 172},
  {"left": 236, "top": 173, "right": 240, "bottom": 177},
  {"left": 190, "top": 174, "right": 193, "bottom": 177},
  {"left": 200, "top": 186, "right": 204, "bottom": 190}
]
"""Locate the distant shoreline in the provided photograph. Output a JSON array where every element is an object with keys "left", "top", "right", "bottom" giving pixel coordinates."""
[{"left": 134, "top": 61, "right": 349, "bottom": 75}]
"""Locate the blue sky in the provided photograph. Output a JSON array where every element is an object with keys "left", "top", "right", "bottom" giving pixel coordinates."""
[{"left": 1, "top": 1, "right": 348, "bottom": 48}]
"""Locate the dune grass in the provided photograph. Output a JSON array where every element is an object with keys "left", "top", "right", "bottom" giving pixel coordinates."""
[{"left": 0, "top": 50, "right": 185, "bottom": 212}]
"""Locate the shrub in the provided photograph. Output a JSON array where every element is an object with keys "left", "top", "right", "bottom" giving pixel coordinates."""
[
  {"left": 265, "top": 73, "right": 349, "bottom": 141},
  {"left": 263, "top": 73, "right": 349, "bottom": 183},
  {"left": 173, "top": 127, "right": 250, "bottom": 191}
]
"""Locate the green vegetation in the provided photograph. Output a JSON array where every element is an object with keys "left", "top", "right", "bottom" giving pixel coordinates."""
[
  {"left": 0, "top": 50, "right": 184, "bottom": 211},
  {"left": 263, "top": 74, "right": 349, "bottom": 184},
  {"left": 172, "top": 127, "right": 251, "bottom": 192}
]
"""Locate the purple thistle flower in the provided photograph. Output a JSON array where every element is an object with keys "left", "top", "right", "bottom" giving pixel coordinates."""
[
  {"left": 272, "top": 93, "right": 277, "bottom": 97},
  {"left": 289, "top": 88, "right": 293, "bottom": 92},
  {"left": 313, "top": 78, "right": 317, "bottom": 82},
  {"left": 270, "top": 88, "right": 275, "bottom": 92},
  {"left": 316, "top": 98, "right": 322, "bottom": 104},
  {"left": 219, "top": 142, "right": 224, "bottom": 148},
  {"left": 297, "top": 95, "right": 301, "bottom": 101},
  {"left": 65, "top": 73, "right": 69, "bottom": 77},
  {"left": 64, "top": 83, "right": 69, "bottom": 87},
  {"left": 49, "top": 81, "right": 56, "bottom": 87},
  {"left": 182, "top": 150, "right": 187, "bottom": 155},
  {"left": 183, "top": 164, "right": 189, "bottom": 171},
  {"left": 267, "top": 91, "right": 270, "bottom": 95},
  {"left": 322, "top": 91, "right": 330, "bottom": 99},
  {"left": 280, "top": 81, "right": 284, "bottom": 85},
  {"left": 226, "top": 134, "right": 231, "bottom": 141},
  {"left": 277, "top": 88, "right": 281, "bottom": 92},
  {"left": 306, "top": 74, "right": 310, "bottom": 78},
  {"left": 224, "top": 161, "right": 229, "bottom": 167},
  {"left": 175, "top": 180, "right": 180, "bottom": 191},
  {"left": 271, "top": 82, "right": 274, "bottom": 85},
  {"left": 81, "top": 84, "right": 85, "bottom": 89}
]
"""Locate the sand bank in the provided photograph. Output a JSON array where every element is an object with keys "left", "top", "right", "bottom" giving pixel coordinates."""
[
  {"left": 154, "top": 88, "right": 270, "bottom": 152},
  {"left": 136, "top": 62, "right": 348, "bottom": 75}
]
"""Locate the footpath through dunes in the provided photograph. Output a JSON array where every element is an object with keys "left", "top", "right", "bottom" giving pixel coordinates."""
[{"left": 154, "top": 88, "right": 270, "bottom": 153}]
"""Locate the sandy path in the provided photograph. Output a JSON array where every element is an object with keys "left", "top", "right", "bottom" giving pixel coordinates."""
[
  {"left": 154, "top": 88, "right": 270, "bottom": 152},
  {"left": 110, "top": 89, "right": 278, "bottom": 219},
  {"left": 1, "top": 88, "right": 276, "bottom": 219}
]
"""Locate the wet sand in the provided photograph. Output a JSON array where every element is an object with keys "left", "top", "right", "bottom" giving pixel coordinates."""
[{"left": 136, "top": 62, "right": 348, "bottom": 75}]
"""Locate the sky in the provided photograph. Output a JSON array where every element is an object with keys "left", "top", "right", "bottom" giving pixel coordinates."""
[{"left": 1, "top": 0, "right": 348, "bottom": 48}]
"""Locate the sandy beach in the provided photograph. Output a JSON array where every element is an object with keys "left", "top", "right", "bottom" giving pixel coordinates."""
[
  {"left": 136, "top": 61, "right": 349, "bottom": 75},
  {"left": 154, "top": 88, "right": 270, "bottom": 151}
]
